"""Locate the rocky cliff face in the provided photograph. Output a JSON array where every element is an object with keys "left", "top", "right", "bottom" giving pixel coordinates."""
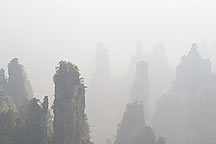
[
  {"left": 42, "top": 96, "right": 49, "bottom": 144},
  {"left": 148, "top": 43, "right": 174, "bottom": 112},
  {"left": 115, "top": 102, "right": 145, "bottom": 144},
  {"left": 8, "top": 58, "right": 33, "bottom": 107},
  {"left": 115, "top": 102, "right": 165, "bottom": 144},
  {"left": 0, "top": 88, "right": 16, "bottom": 113},
  {"left": 86, "top": 42, "right": 128, "bottom": 144},
  {"left": 152, "top": 43, "right": 213, "bottom": 144},
  {"left": 53, "top": 61, "right": 90, "bottom": 144},
  {"left": 173, "top": 44, "right": 211, "bottom": 105},
  {"left": 94, "top": 41, "right": 111, "bottom": 79},
  {"left": 0, "top": 69, "right": 7, "bottom": 90},
  {"left": 115, "top": 59, "right": 165, "bottom": 144},
  {"left": 128, "top": 42, "right": 148, "bottom": 90},
  {"left": 130, "top": 61, "right": 149, "bottom": 121}
]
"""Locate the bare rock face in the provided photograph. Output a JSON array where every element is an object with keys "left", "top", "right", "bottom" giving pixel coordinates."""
[
  {"left": 115, "top": 102, "right": 165, "bottom": 144},
  {"left": 86, "top": 42, "right": 126, "bottom": 144},
  {"left": 175, "top": 43, "right": 211, "bottom": 103},
  {"left": 0, "top": 69, "right": 7, "bottom": 89},
  {"left": 94, "top": 41, "right": 111, "bottom": 79},
  {"left": 42, "top": 96, "right": 49, "bottom": 144},
  {"left": 115, "top": 102, "right": 145, "bottom": 144},
  {"left": 53, "top": 61, "right": 89, "bottom": 144},
  {"left": 148, "top": 43, "right": 175, "bottom": 112},
  {"left": 130, "top": 61, "right": 149, "bottom": 101},
  {"left": 130, "top": 61, "right": 149, "bottom": 120},
  {"left": 152, "top": 43, "right": 213, "bottom": 144},
  {"left": 128, "top": 42, "right": 148, "bottom": 88},
  {"left": 8, "top": 58, "right": 33, "bottom": 107}
]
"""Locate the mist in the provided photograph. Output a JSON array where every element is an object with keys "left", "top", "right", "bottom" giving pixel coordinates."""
[
  {"left": 1, "top": 0, "right": 216, "bottom": 98},
  {"left": 1, "top": 0, "right": 216, "bottom": 144}
]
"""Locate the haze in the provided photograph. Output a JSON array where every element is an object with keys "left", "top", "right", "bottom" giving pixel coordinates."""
[{"left": 1, "top": 0, "right": 216, "bottom": 144}]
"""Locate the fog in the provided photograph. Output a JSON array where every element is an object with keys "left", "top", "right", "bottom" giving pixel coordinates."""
[
  {"left": 1, "top": 0, "right": 216, "bottom": 99},
  {"left": 1, "top": 0, "right": 216, "bottom": 144}
]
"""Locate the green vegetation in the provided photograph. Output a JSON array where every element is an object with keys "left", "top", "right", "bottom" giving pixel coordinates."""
[
  {"left": 0, "top": 59, "right": 167, "bottom": 144},
  {"left": 53, "top": 61, "right": 92, "bottom": 144},
  {"left": 0, "top": 87, "right": 51, "bottom": 144}
]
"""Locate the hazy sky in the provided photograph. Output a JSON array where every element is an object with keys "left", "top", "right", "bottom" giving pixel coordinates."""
[{"left": 0, "top": 0, "right": 216, "bottom": 100}]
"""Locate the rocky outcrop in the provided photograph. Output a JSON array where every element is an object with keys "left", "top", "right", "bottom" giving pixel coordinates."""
[
  {"left": 8, "top": 58, "right": 33, "bottom": 107},
  {"left": 115, "top": 102, "right": 145, "bottom": 144},
  {"left": 94, "top": 41, "right": 110, "bottom": 79},
  {"left": 53, "top": 61, "right": 91, "bottom": 144},
  {"left": 0, "top": 88, "right": 16, "bottom": 113},
  {"left": 86, "top": 42, "right": 127, "bottom": 144},
  {"left": 148, "top": 43, "right": 174, "bottom": 112},
  {"left": 130, "top": 61, "right": 149, "bottom": 120},
  {"left": 115, "top": 102, "right": 166, "bottom": 144},
  {"left": 152, "top": 43, "right": 213, "bottom": 144},
  {"left": 0, "top": 69, "right": 7, "bottom": 90},
  {"left": 115, "top": 59, "right": 165, "bottom": 144},
  {"left": 42, "top": 96, "right": 49, "bottom": 144},
  {"left": 128, "top": 42, "right": 148, "bottom": 88}
]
